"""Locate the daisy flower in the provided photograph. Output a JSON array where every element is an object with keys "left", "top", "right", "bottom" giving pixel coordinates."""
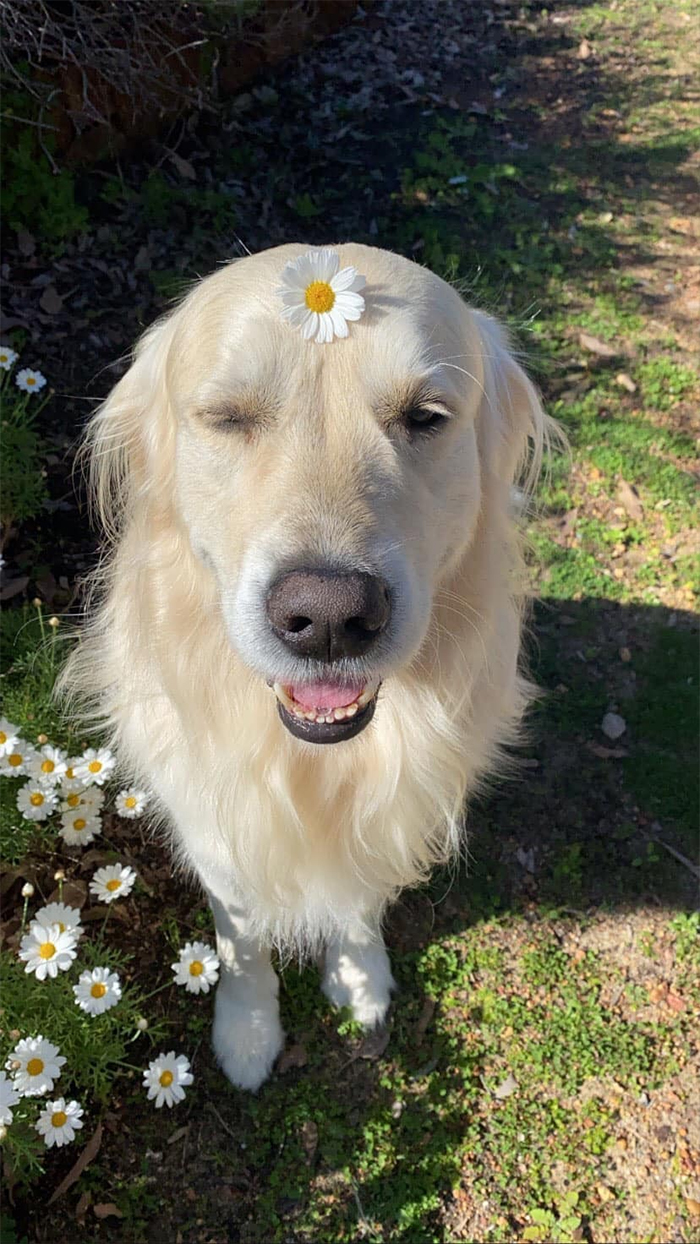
[
  {"left": 19, "top": 922, "right": 78, "bottom": 980},
  {"left": 27, "top": 744, "right": 68, "bottom": 788},
  {"left": 35, "top": 1097, "right": 84, "bottom": 1148},
  {"left": 0, "top": 344, "right": 18, "bottom": 371},
  {"left": 74, "top": 746, "right": 115, "bottom": 787},
  {"left": 0, "top": 739, "right": 36, "bottom": 778},
  {"left": 59, "top": 809, "right": 101, "bottom": 848},
  {"left": 0, "top": 1071, "right": 20, "bottom": 1125},
  {"left": 171, "top": 942, "right": 220, "bottom": 995},
  {"left": 89, "top": 863, "right": 136, "bottom": 904},
  {"left": 60, "top": 759, "right": 85, "bottom": 793},
  {"left": 114, "top": 787, "right": 148, "bottom": 818},
  {"left": 278, "top": 248, "right": 366, "bottom": 344},
  {"left": 17, "top": 780, "right": 58, "bottom": 821},
  {"left": 8, "top": 1035, "right": 66, "bottom": 1097},
  {"left": 73, "top": 967, "right": 122, "bottom": 1016},
  {"left": 143, "top": 1052, "right": 193, "bottom": 1109},
  {"left": 34, "top": 902, "right": 83, "bottom": 937},
  {"left": 61, "top": 784, "right": 104, "bottom": 815},
  {"left": 0, "top": 717, "right": 20, "bottom": 756},
  {"left": 15, "top": 367, "right": 47, "bottom": 394}
]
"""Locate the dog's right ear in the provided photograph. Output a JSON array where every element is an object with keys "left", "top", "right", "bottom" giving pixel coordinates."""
[{"left": 82, "top": 313, "right": 177, "bottom": 540}]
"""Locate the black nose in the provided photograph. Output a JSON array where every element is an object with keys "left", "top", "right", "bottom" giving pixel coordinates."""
[{"left": 266, "top": 568, "right": 391, "bottom": 661}]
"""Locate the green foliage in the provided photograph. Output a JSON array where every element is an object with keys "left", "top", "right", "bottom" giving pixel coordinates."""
[
  {"left": 1, "top": 93, "right": 88, "bottom": 245},
  {"left": 0, "top": 366, "right": 51, "bottom": 527}
]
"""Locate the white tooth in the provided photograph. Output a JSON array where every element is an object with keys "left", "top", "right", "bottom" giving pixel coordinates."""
[
  {"left": 273, "top": 682, "right": 294, "bottom": 709},
  {"left": 304, "top": 711, "right": 316, "bottom": 721},
  {"left": 345, "top": 703, "right": 358, "bottom": 718},
  {"left": 334, "top": 707, "right": 347, "bottom": 721}
]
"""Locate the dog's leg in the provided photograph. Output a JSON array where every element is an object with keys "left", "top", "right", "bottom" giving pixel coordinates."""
[
  {"left": 208, "top": 893, "right": 284, "bottom": 1091},
  {"left": 322, "top": 920, "right": 395, "bottom": 1029}
]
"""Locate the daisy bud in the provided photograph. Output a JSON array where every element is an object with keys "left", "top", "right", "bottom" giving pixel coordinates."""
[
  {"left": 48, "top": 616, "right": 60, "bottom": 628},
  {"left": 9, "top": 1059, "right": 21, "bottom": 1071},
  {"left": 53, "top": 869, "right": 66, "bottom": 882},
  {"left": 21, "top": 883, "right": 35, "bottom": 898},
  {"left": 136, "top": 1017, "right": 149, "bottom": 1032},
  {"left": 32, "top": 598, "right": 42, "bottom": 608},
  {"left": 37, "top": 734, "right": 48, "bottom": 745},
  {"left": 0, "top": 1126, "right": 7, "bottom": 1142},
  {"left": 9, "top": 1031, "right": 20, "bottom": 1041}
]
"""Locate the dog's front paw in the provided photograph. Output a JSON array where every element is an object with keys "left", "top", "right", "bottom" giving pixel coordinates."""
[
  {"left": 322, "top": 941, "right": 395, "bottom": 1029},
  {"left": 212, "top": 997, "right": 284, "bottom": 1092}
]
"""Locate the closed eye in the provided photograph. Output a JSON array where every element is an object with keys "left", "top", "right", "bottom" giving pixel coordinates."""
[{"left": 403, "top": 403, "right": 451, "bottom": 438}]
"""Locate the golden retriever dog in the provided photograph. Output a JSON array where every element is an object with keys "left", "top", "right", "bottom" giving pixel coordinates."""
[{"left": 62, "top": 242, "right": 552, "bottom": 1090}]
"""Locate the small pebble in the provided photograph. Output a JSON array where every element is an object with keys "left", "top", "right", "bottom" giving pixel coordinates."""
[{"left": 602, "top": 712, "right": 626, "bottom": 741}]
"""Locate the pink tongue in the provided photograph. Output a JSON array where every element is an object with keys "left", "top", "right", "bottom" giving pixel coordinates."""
[{"left": 290, "top": 681, "right": 364, "bottom": 711}]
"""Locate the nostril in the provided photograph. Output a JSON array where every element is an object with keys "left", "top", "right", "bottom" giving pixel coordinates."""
[{"left": 287, "top": 616, "right": 313, "bottom": 634}]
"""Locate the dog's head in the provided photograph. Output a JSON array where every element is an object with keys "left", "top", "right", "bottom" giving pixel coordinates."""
[{"left": 89, "top": 243, "right": 549, "bottom": 744}]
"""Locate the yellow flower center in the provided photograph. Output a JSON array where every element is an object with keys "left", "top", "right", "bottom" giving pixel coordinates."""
[
  {"left": 27, "top": 376, "right": 36, "bottom": 386},
  {"left": 65, "top": 766, "right": 75, "bottom": 780},
  {"left": 58, "top": 922, "right": 66, "bottom": 932},
  {"left": 91, "top": 982, "right": 107, "bottom": 999},
  {"left": 125, "top": 796, "right": 137, "bottom": 809},
  {"left": 189, "top": 961, "right": 204, "bottom": 977},
  {"left": 0, "top": 731, "right": 6, "bottom": 744},
  {"left": 159, "top": 1070, "right": 174, "bottom": 1087},
  {"left": 51, "top": 1110, "right": 67, "bottom": 1128},
  {"left": 67, "top": 793, "right": 80, "bottom": 808},
  {"left": 304, "top": 281, "right": 335, "bottom": 314},
  {"left": 39, "top": 941, "right": 56, "bottom": 959},
  {"left": 106, "top": 879, "right": 121, "bottom": 892},
  {"left": 73, "top": 818, "right": 87, "bottom": 832},
  {"left": 27, "top": 1057, "right": 44, "bottom": 1076},
  {"left": 30, "top": 792, "right": 44, "bottom": 807},
  {"left": 8, "top": 753, "right": 22, "bottom": 767},
  {"left": 88, "top": 760, "right": 102, "bottom": 774},
  {"left": 41, "top": 759, "right": 55, "bottom": 773}
]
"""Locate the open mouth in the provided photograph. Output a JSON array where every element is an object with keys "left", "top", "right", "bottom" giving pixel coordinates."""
[{"left": 272, "top": 678, "right": 381, "bottom": 744}]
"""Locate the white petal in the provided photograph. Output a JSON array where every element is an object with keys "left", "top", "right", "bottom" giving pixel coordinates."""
[
  {"left": 280, "top": 290, "right": 306, "bottom": 307},
  {"left": 335, "top": 292, "right": 365, "bottom": 321},
  {"left": 301, "top": 312, "right": 319, "bottom": 340},
  {"left": 315, "top": 249, "right": 340, "bottom": 283},
  {"left": 329, "top": 307, "right": 349, "bottom": 338},
  {"left": 331, "top": 266, "right": 365, "bottom": 293}
]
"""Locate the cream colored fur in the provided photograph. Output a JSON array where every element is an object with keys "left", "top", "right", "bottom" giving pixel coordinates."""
[{"left": 61, "top": 243, "right": 554, "bottom": 1089}]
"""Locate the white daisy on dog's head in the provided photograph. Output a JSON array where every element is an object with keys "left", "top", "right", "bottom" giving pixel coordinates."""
[
  {"left": 115, "top": 787, "right": 148, "bottom": 818},
  {"left": 0, "top": 739, "right": 36, "bottom": 778},
  {"left": 171, "top": 942, "right": 220, "bottom": 994},
  {"left": 8, "top": 1035, "right": 66, "bottom": 1096},
  {"left": 16, "top": 781, "right": 58, "bottom": 821},
  {"left": 89, "top": 863, "right": 136, "bottom": 904},
  {"left": 0, "top": 1071, "right": 20, "bottom": 1125},
  {"left": 35, "top": 1097, "right": 84, "bottom": 1148},
  {"left": 73, "top": 966, "right": 122, "bottom": 1016},
  {"left": 74, "top": 746, "right": 115, "bottom": 787},
  {"left": 143, "top": 1051, "right": 193, "bottom": 1108},
  {"left": 27, "top": 744, "right": 68, "bottom": 788},
  {"left": 0, "top": 717, "right": 20, "bottom": 756},
  {"left": 34, "top": 901, "right": 83, "bottom": 937},
  {"left": 59, "top": 808, "right": 101, "bottom": 847},
  {"left": 19, "top": 922, "right": 78, "bottom": 980},
  {"left": 278, "top": 248, "right": 366, "bottom": 344}
]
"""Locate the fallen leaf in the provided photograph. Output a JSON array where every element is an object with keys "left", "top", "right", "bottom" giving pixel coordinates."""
[
  {"left": 49, "top": 880, "right": 87, "bottom": 908},
  {"left": 577, "top": 38, "right": 592, "bottom": 59},
  {"left": 596, "top": 1183, "right": 615, "bottom": 1203},
  {"left": 617, "top": 479, "right": 644, "bottom": 522},
  {"left": 579, "top": 332, "right": 617, "bottom": 358},
  {"left": 168, "top": 150, "right": 196, "bottom": 180},
  {"left": 40, "top": 285, "right": 64, "bottom": 314},
  {"left": 686, "top": 1198, "right": 700, "bottom": 1218},
  {"left": 413, "top": 997, "right": 436, "bottom": 1044},
  {"left": 48, "top": 1123, "right": 103, "bottom": 1204},
  {"left": 276, "top": 1043, "right": 308, "bottom": 1074},
  {"left": 16, "top": 229, "right": 36, "bottom": 257},
  {"left": 93, "top": 1202, "right": 123, "bottom": 1220},
  {"left": 586, "top": 741, "right": 628, "bottom": 759},
  {"left": 75, "top": 1191, "right": 90, "bottom": 1222},
  {"left": 0, "top": 576, "right": 30, "bottom": 602},
  {"left": 666, "top": 991, "right": 686, "bottom": 1013},
  {"left": 601, "top": 712, "right": 626, "bottom": 741},
  {"left": 167, "top": 1125, "right": 190, "bottom": 1146},
  {"left": 357, "top": 1026, "right": 391, "bottom": 1061},
  {"left": 300, "top": 1119, "right": 318, "bottom": 1164},
  {"left": 493, "top": 1073, "right": 518, "bottom": 1100},
  {"left": 616, "top": 372, "right": 637, "bottom": 393}
]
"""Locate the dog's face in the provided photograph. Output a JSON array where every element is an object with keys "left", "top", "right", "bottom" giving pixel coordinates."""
[{"left": 104, "top": 244, "right": 542, "bottom": 744}]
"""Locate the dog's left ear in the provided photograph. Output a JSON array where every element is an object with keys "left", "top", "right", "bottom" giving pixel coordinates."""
[{"left": 472, "top": 309, "right": 555, "bottom": 494}]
